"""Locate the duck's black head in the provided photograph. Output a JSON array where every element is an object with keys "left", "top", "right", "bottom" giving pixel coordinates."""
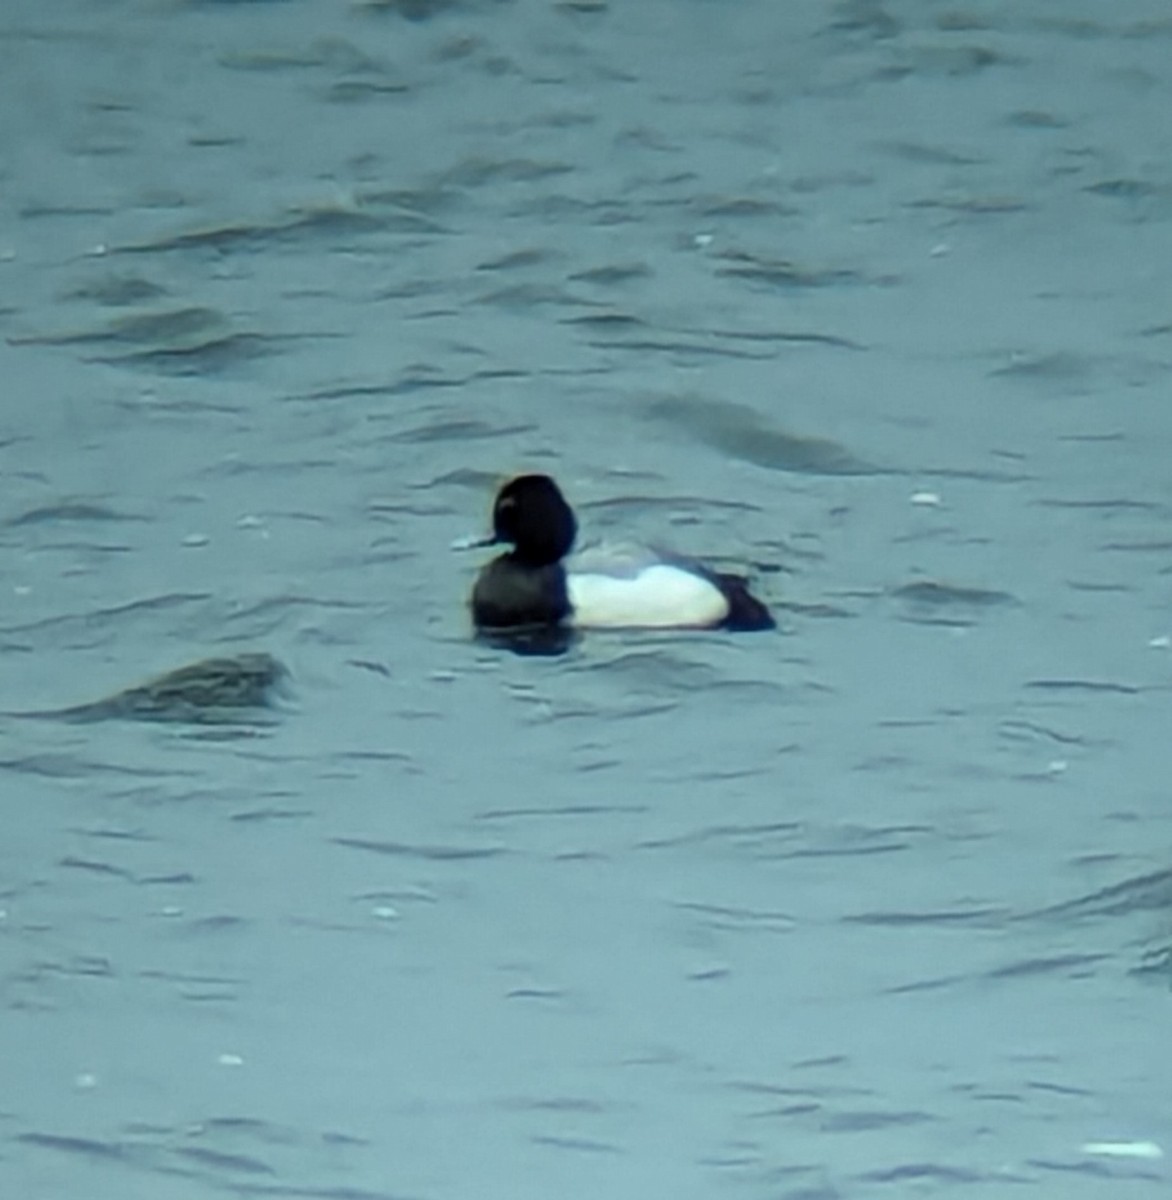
[{"left": 490, "top": 474, "right": 578, "bottom": 566}]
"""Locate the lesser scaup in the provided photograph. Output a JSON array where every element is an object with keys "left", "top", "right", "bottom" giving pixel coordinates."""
[{"left": 468, "top": 474, "right": 774, "bottom": 635}]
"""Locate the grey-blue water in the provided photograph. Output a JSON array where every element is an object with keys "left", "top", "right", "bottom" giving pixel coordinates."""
[{"left": 3, "top": 1, "right": 1172, "bottom": 1196}]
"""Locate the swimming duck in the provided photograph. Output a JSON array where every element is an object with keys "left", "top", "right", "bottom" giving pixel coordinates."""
[{"left": 469, "top": 474, "right": 774, "bottom": 634}]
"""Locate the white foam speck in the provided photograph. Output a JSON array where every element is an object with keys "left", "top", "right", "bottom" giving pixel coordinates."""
[{"left": 1081, "top": 1141, "right": 1164, "bottom": 1160}]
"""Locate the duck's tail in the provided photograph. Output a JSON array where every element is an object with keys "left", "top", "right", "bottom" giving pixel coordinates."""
[{"left": 715, "top": 574, "right": 776, "bottom": 632}]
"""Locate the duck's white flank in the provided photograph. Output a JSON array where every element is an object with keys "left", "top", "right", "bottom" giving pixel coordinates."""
[{"left": 567, "top": 562, "right": 729, "bottom": 629}]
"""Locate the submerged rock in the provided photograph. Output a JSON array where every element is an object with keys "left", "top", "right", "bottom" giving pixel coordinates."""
[{"left": 20, "top": 652, "right": 288, "bottom": 725}]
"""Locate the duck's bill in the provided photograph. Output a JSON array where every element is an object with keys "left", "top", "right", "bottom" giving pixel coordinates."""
[{"left": 451, "top": 532, "right": 497, "bottom": 551}]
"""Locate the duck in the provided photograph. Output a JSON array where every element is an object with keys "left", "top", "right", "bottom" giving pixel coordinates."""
[{"left": 468, "top": 474, "right": 774, "bottom": 634}]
